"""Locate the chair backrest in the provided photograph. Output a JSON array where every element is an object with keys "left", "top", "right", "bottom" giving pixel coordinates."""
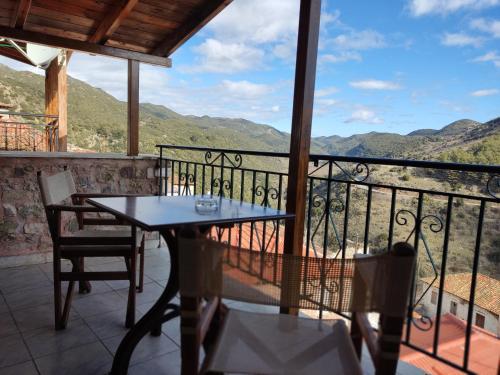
[
  {"left": 178, "top": 236, "right": 415, "bottom": 318},
  {"left": 37, "top": 170, "right": 76, "bottom": 207}
]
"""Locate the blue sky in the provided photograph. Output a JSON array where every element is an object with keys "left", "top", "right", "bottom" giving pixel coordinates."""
[{"left": 1, "top": 0, "right": 499, "bottom": 137}]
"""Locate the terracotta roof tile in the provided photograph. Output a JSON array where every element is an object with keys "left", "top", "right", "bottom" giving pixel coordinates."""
[
  {"left": 421, "top": 273, "right": 500, "bottom": 316},
  {"left": 400, "top": 314, "right": 499, "bottom": 375}
]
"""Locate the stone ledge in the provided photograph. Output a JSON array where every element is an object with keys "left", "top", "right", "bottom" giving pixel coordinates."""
[{"left": 0, "top": 151, "right": 158, "bottom": 160}]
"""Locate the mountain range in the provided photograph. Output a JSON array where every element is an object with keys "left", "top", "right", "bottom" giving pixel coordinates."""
[{"left": 0, "top": 63, "right": 498, "bottom": 164}]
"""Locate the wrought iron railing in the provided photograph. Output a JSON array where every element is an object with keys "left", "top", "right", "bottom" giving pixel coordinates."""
[
  {"left": 157, "top": 144, "right": 499, "bottom": 374},
  {"left": 0, "top": 112, "right": 58, "bottom": 151}
]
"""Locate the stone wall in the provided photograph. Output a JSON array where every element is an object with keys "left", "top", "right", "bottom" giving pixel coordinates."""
[{"left": 0, "top": 152, "right": 158, "bottom": 267}]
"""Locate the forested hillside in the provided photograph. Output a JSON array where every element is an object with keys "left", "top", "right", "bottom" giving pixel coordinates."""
[{"left": 0, "top": 63, "right": 498, "bottom": 166}]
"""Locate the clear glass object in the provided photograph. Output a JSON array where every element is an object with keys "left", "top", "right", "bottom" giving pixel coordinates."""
[{"left": 195, "top": 197, "right": 219, "bottom": 214}]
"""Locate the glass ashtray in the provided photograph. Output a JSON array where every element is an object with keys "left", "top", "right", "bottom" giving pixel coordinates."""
[{"left": 195, "top": 197, "right": 219, "bottom": 215}]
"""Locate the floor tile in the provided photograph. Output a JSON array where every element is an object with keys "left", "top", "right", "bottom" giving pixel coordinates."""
[
  {"left": 12, "top": 303, "right": 79, "bottom": 333},
  {"left": 37, "top": 261, "right": 72, "bottom": 278},
  {"left": 71, "top": 281, "right": 114, "bottom": 299},
  {"left": 84, "top": 309, "right": 135, "bottom": 341},
  {"left": 159, "top": 316, "right": 181, "bottom": 346},
  {"left": 105, "top": 277, "right": 152, "bottom": 292},
  {"left": 23, "top": 319, "right": 98, "bottom": 359},
  {"left": 116, "top": 282, "right": 164, "bottom": 306},
  {"left": 0, "top": 334, "right": 31, "bottom": 369},
  {"left": 0, "top": 312, "right": 18, "bottom": 338},
  {"left": 102, "top": 332, "right": 178, "bottom": 366},
  {"left": 0, "top": 296, "right": 8, "bottom": 314},
  {"left": 35, "top": 342, "right": 112, "bottom": 375},
  {"left": 0, "top": 266, "right": 51, "bottom": 294},
  {"left": 0, "top": 360, "right": 38, "bottom": 375},
  {"left": 72, "top": 291, "right": 126, "bottom": 318},
  {"left": 144, "top": 265, "right": 171, "bottom": 282},
  {"left": 3, "top": 284, "right": 54, "bottom": 312},
  {"left": 128, "top": 350, "right": 181, "bottom": 375}
]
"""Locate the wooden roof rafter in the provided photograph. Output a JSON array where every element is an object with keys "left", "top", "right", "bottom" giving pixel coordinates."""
[
  {"left": 152, "top": 0, "right": 231, "bottom": 57},
  {"left": 0, "top": 0, "right": 234, "bottom": 67},
  {"left": 89, "top": 0, "right": 139, "bottom": 44},
  {"left": 10, "top": 0, "right": 31, "bottom": 29},
  {"left": 0, "top": 25, "right": 172, "bottom": 67}
]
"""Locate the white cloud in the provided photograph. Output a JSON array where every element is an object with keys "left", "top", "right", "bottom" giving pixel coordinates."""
[
  {"left": 208, "top": 0, "right": 299, "bottom": 45},
  {"left": 408, "top": 0, "right": 499, "bottom": 16},
  {"left": 472, "top": 50, "right": 500, "bottom": 67},
  {"left": 189, "top": 39, "right": 264, "bottom": 73},
  {"left": 331, "top": 30, "right": 386, "bottom": 50},
  {"left": 272, "top": 39, "right": 297, "bottom": 61},
  {"left": 349, "top": 79, "right": 402, "bottom": 90},
  {"left": 320, "top": 51, "right": 362, "bottom": 63},
  {"left": 470, "top": 18, "right": 500, "bottom": 38},
  {"left": 345, "top": 109, "right": 383, "bottom": 124},
  {"left": 315, "top": 86, "right": 339, "bottom": 97},
  {"left": 68, "top": 53, "right": 128, "bottom": 100},
  {"left": 441, "top": 32, "right": 483, "bottom": 47},
  {"left": 271, "top": 105, "right": 280, "bottom": 112},
  {"left": 220, "top": 80, "right": 272, "bottom": 99},
  {"left": 470, "top": 88, "right": 499, "bottom": 96},
  {"left": 317, "top": 98, "right": 338, "bottom": 106}
]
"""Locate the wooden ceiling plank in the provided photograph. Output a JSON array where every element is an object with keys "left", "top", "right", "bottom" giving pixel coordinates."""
[
  {"left": 30, "top": 4, "right": 98, "bottom": 28},
  {"left": 27, "top": 14, "right": 94, "bottom": 35},
  {"left": 113, "top": 28, "right": 163, "bottom": 43},
  {"left": 127, "top": 10, "right": 180, "bottom": 30},
  {"left": 25, "top": 23, "right": 89, "bottom": 42},
  {"left": 32, "top": 0, "right": 103, "bottom": 20},
  {"left": 106, "top": 39, "right": 150, "bottom": 53},
  {"left": 11, "top": 0, "right": 32, "bottom": 29},
  {"left": 0, "top": 25, "right": 172, "bottom": 67},
  {"left": 89, "top": 0, "right": 139, "bottom": 44},
  {"left": 133, "top": 2, "right": 192, "bottom": 19},
  {"left": 152, "top": 0, "right": 232, "bottom": 57}
]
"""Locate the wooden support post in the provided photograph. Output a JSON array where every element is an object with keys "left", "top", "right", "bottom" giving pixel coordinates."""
[
  {"left": 45, "top": 50, "right": 67, "bottom": 152},
  {"left": 281, "top": 0, "right": 322, "bottom": 315},
  {"left": 127, "top": 59, "right": 140, "bottom": 156}
]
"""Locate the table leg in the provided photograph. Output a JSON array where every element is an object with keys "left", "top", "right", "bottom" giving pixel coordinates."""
[{"left": 110, "top": 229, "right": 179, "bottom": 375}]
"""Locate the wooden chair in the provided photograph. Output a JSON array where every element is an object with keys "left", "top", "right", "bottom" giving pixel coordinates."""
[
  {"left": 37, "top": 169, "right": 146, "bottom": 330},
  {"left": 177, "top": 231, "right": 416, "bottom": 375}
]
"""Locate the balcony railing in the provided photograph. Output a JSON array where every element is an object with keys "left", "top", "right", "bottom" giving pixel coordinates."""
[
  {"left": 0, "top": 112, "right": 59, "bottom": 151},
  {"left": 157, "top": 144, "right": 499, "bottom": 374}
]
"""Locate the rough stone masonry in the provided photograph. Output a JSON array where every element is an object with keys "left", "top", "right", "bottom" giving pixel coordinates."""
[{"left": 0, "top": 152, "right": 158, "bottom": 267}]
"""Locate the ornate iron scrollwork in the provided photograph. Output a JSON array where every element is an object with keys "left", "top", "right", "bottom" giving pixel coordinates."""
[
  {"left": 254, "top": 185, "right": 280, "bottom": 208},
  {"left": 179, "top": 172, "right": 195, "bottom": 195},
  {"left": 395, "top": 209, "right": 443, "bottom": 331},
  {"left": 310, "top": 195, "right": 345, "bottom": 259},
  {"left": 486, "top": 175, "right": 499, "bottom": 199},
  {"left": 309, "top": 160, "right": 370, "bottom": 182},
  {"left": 211, "top": 177, "right": 232, "bottom": 197},
  {"left": 205, "top": 151, "right": 243, "bottom": 168},
  {"left": 253, "top": 186, "right": 281, "bottom": 254}
]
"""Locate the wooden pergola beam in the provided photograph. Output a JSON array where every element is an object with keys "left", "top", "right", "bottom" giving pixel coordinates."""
[
  {"left": 281, "top": 0, "right": 322, "bottom": 315},
  {"left": 89, "top": 0, "right": 139, "bottom": 44},
  {"left": 152, "top": 0, "right": 232, "bottom": 57},
  {"left": 0, "top": 26, "right": 172, "bottom": 67},
  {"left": 127, "top": 59, "right": 139, "bottom": 156},
  {"left": 45, "top": 51, "right": 67, "bottom": 152},
  {"left": 10, "top": 0, "right": 32, "bottom": 29}
]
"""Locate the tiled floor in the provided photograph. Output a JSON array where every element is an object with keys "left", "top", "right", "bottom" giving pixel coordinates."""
[{"left": 0, "top": 241, "right": 423, "bottom": 375}]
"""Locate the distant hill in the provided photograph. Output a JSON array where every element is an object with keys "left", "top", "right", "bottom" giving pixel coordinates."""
[{"left": 0, "top": 63, "right": 498, "bottom": 165}]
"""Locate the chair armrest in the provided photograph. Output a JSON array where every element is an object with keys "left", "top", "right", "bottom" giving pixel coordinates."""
[
  {"left": 47, "top": 204, "right": 104, "bottom": 213},
  {"left": 354, "top": 313, "right": 378, "bottom": 360}
]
